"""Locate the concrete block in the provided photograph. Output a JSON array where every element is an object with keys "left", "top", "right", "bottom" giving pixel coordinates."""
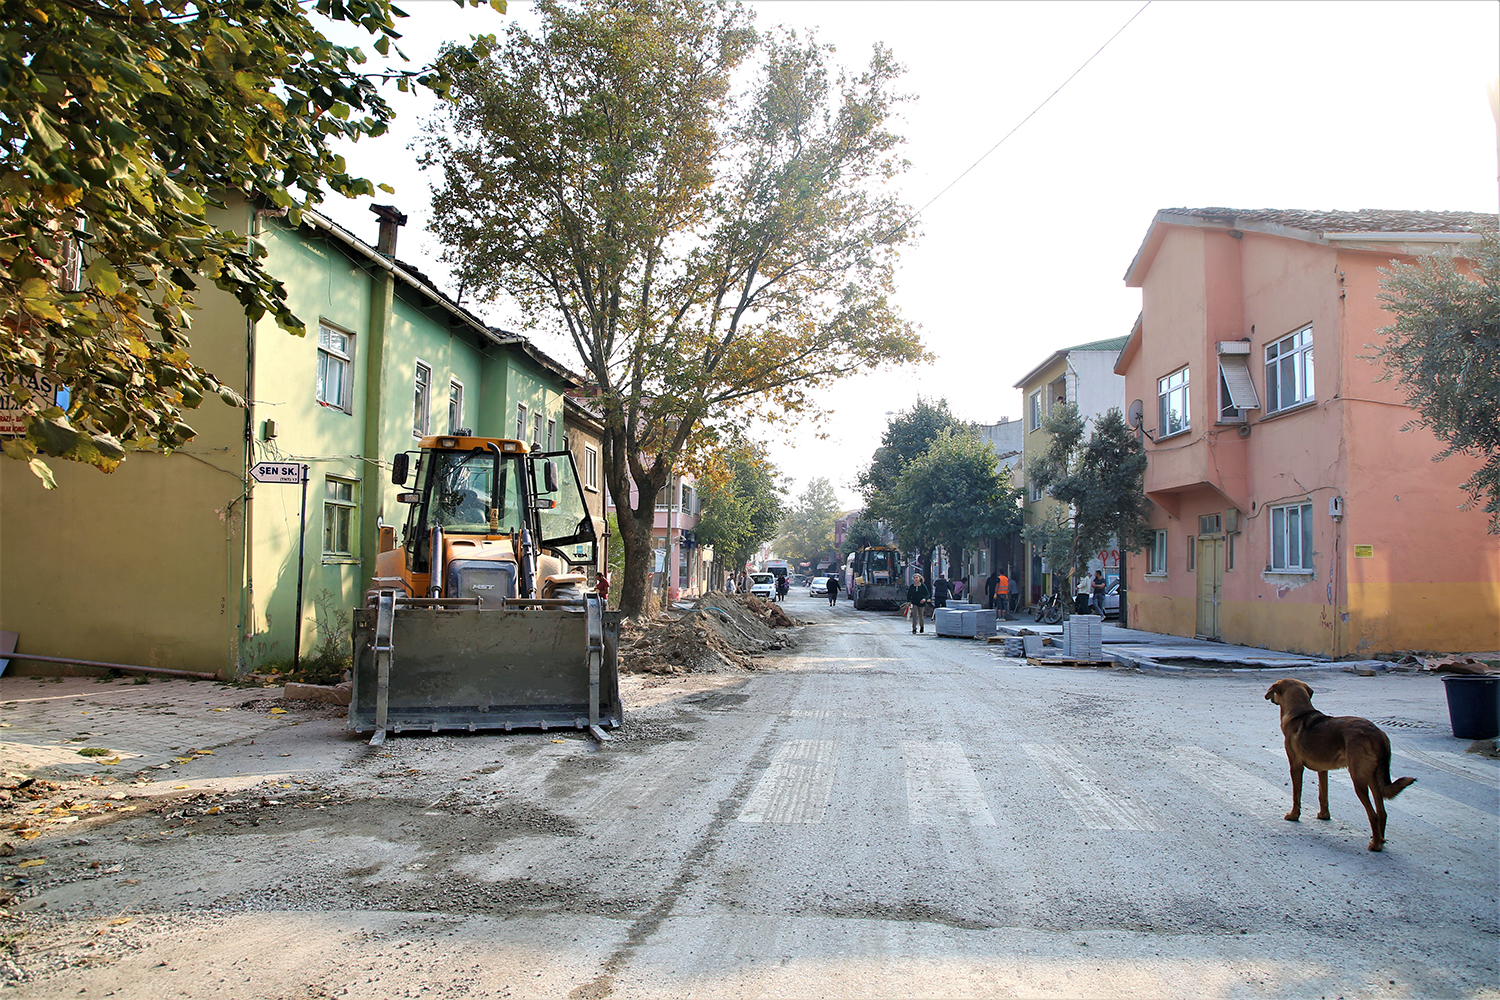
[{"left": 283, "top": 681, "right": 352, "bottom": 706}]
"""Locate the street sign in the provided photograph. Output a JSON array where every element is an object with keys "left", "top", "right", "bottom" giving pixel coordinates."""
[
  {"left": 0, "top": 372, "right": 61, "bottom": 437},
  {"left": 250, "top": 461, "right": 306, "bottom": 484}
]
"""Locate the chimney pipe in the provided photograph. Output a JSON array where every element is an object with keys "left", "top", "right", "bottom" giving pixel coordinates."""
[{"left": 370, "top": 204, "right": 407, "bottom": 257}]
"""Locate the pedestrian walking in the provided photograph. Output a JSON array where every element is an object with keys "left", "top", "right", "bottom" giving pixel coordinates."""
[
  {"left": 952, "top": 578, "right": 965, "bottom": 600},
  {"left": 906, "top": 573, "right": 932, "bottom": 634},
  {"left": 725, "top": 575, "right": 737, "bottom": 595},
  {"left": 1075, "top": 575, "right": 1091, "bottom": 615},
  {"left": 776, "top": 575, "right": 789, "bottom": 602},
  {"left": 932, "top": 574, "right": 951, "bottom": 608},
  {"left": 985, "top": 569, "right": 1000, "bottom": 610},
  {"left": 1008, "top": 573, "right": 1021, "bottom": 612},
  {"left": 825, "top": 574, "right": 841, "bottom": 607},
  {"left": 993, "top": 570, "right": 1008, "bottom": 612},
  {"left": 1090, "top": 569, "right": 1107, "bottom": 616}
]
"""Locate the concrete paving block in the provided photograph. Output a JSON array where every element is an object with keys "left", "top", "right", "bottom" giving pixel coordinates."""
[{"left": 283, "top": 682, "right": 353, "bottom": 706}]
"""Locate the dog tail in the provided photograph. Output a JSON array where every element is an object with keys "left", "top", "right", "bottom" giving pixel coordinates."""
[{"left": 1378, "top": 747, "right": 1416, "bottom": 800}]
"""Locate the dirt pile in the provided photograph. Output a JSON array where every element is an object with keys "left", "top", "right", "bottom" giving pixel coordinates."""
[{"left": 619, "top": 593, "right": 799, "bottom": 675}]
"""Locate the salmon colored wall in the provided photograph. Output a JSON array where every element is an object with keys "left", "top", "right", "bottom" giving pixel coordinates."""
[{"left": 1123, "top": 223, "right": 1499, "bottom": 656}]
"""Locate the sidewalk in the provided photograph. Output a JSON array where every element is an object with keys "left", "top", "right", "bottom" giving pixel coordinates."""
[
  {"left": 0, "top": 675, "right": 309, "bottom": 781},
  {"left": 997, "top": 619, "right": 1393, "bottom": 672}
]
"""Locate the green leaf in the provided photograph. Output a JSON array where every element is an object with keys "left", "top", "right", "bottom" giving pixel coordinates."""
[
  {"left": 85, "top": 257, "right": 122, "bottom": 295},
  {"left": 28, "top": 458, "right": 57, "bottom": 490}
]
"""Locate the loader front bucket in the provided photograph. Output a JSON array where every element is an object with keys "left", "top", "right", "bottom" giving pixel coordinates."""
[{"left": 349, "top": 599, "right": 622, "bottom": 740}]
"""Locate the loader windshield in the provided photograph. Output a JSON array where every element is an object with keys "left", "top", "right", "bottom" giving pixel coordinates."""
[{"left": 426, "top": 448, "right": 524, "bottom": 535}]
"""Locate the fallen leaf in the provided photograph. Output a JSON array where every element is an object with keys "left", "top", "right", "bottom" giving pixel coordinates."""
[
  {"left": 550, "top": 739, "right": 566, "bottom": 744},
  {"left": 172, "top": 785, "right": 188, "bottom": 790},
  {"left": 120, "top": 878, "right": 140, "bottom": 885},
  {"left": 100, "top": 757, "right": 120, "bottom": 765},
  {"left": 192, "top": 750, "right": 213, "bottom": 756},
  {"left": 106, "top": 917, "right": 131, "bottom": 926},
  {"left": 18, "top": 831, "right": 38, "bottom": 841},
  {"left": 269, "top": 708, "right": 287, "bottom": 715},
  {"left": 212, "top": 708, "right": 231, "bottom": 712},
  {"left": 16, "top": 859, "right": 44, "bottom": 868},
  {"left": 107, "top": 792, "right": 127, "bottom": 800}
]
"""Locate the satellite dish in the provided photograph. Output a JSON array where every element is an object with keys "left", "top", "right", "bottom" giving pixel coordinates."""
[{"left": 1127, "top": 399, "right": 1145, "bottom": 428}]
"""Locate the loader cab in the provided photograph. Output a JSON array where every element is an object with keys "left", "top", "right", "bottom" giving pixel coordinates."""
[{"left": 393, "top": 436, "right": 600, "bottom": 587}]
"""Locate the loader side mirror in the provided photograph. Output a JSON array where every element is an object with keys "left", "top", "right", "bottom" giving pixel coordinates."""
[
  {"left": 391, "top": 452, "right": 410, "bottom": 485},
  {"left": 543, "top": 459, "right": 558, "bottom": 493}
]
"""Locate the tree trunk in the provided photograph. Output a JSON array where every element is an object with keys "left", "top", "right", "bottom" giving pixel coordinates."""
[{"left": 614, "top": 499, "right": 657, "bottom": 618}]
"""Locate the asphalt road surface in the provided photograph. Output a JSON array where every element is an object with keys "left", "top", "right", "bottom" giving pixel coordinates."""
[{"left": 8, "top": 591, "right": 1497, "bottom": 998}]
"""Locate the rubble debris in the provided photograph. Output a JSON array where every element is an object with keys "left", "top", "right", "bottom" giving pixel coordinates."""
[
  {"left": 282, "top": 681, "right": 353, "bottom": 706},
  {"left": 619, "top": 593, "right": 800, "bottom": 675},
  {"left": 1418, "top": 655, "right": 1500, "bottom": 675}
]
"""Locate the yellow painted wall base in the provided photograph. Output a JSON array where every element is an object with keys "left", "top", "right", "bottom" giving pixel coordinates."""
[{"left": 1347, "top": 581, "right": 1500, "bottom": 654}]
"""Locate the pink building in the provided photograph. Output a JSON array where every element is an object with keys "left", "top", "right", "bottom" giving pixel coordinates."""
[
  {"left": 606, "top": 476, "right": 707, "bottom": 602},
  {"left": 1116, "top": 208, "right": 1498, "bottom": 657}
]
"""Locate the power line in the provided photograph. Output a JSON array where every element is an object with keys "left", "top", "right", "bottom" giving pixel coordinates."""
[{"left": 884, "top": 1, "right": 1152, "bottom": 241}]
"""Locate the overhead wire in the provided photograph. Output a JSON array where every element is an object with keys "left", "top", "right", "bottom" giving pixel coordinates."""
[{"left": 882, "top": 0, "right": 1153, "bottom": 243}]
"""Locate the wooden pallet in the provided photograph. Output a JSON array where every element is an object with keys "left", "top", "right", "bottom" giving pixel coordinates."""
[{"left": 1027, "top": 657, "right": 1113, "bottom": 668}]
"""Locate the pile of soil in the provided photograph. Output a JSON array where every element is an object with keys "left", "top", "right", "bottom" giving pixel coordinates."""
[{"left": 619, "top": 593, "right": 799, "bottom": 675}]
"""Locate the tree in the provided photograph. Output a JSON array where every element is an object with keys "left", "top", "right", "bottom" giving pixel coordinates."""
[
  {"left": 841, "top": 516, "right": 886, "bottom": 554},
  {"left": 888, "top": 427, "right": 1019, "bottom": 578},
  {"left": 694, "top": 442, "right": 783, "bottom": 576},
  {"left": 1, "top": 0, "right": 495, "bottom": 486},
  {"left": 1375, "top": 233, "right": 1500, "bottom": 532},
  {"left": 776, "top": 477, "right": 842, "bottom": 568},
  {"left": 422, "top": 0, "right": 924, "bottom": 615},
  {"left": 1023, "top": 404, "right": 1151, "bottom": 582},
  {"left": 857, "top": 397, "right": 961, "bottom": 524}
]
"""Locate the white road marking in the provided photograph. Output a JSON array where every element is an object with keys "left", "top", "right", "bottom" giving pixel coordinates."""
[
  {"left": 902, "top": 741, "right": 995, "bottom": 826},
  {"left": 1259, "top": 746, "right": 1498, "bottom": 841},
  {"left": 738, "top": 740, "right": 839, "bottom": 824},
  {"left": 1023, "top": 743, "right": 1160, "bottom": 831},
  {"left": 1391, "top": 745, "right": 1500, "bottom": 787},
  {"left": 1163, "top": 745, "right": 1295, "bottom": 822}
]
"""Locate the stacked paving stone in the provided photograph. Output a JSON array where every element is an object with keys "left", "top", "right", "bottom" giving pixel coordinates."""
[
  {"left": 1001, "top": 636, "right": 1026, "bottom": 657},
  {"left": 1062, "top": 615, "right": 1103, "bottom": 660}
]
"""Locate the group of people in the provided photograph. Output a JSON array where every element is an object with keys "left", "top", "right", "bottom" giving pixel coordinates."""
[{"left": 983, "top": 569, "right": 1022, "bottom": 614}]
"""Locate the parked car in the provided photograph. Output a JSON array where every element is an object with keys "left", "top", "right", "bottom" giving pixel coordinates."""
[
  {"left": 809, "top": 576, "right": 829, "bottom": 596},
  {"left": 748, "top": 573, "right": 777, "bottom": 600}
]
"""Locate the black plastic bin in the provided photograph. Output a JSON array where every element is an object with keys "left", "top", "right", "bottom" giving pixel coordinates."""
[{"left": 1441, "top": 674, "right": 1500, "bottom": 740}]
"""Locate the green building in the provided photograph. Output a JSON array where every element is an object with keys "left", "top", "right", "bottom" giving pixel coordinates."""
[{"left": 0, "top": 201, "right": 578, "bottom": 678}]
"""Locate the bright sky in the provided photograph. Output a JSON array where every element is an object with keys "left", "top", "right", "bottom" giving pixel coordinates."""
[{"left": 318, "top": 0, "right": 1500, "bottom": 510}]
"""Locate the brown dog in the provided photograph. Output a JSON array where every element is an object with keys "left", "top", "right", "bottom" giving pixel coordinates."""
[{"left": 1264, "top": 678, "right": 1416, "bottom": 851}]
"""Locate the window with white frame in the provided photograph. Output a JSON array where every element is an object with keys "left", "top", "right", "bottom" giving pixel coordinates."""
[
  {"left": 584, "top": 445, "right": 599, "bottom": 491},
  {"left": 448, "top": 379, "right": 464, "bottom": 434},
  {"left": 515, "top": 403, "right": 527, "bottom": 441},
  {"left": 1028, "top": 479, "right": 1043, "bottom": 503},
  {"left": 1157, "top": 366, "right": 1190, "bottom": 437},
  {"left": 1269, "top": 501, "right": 1314, "bottom": 571},
  {"left": 681, "top": 484, "right": 696, "bottom": 514},
  {"left": 1265, "top": 325, "right": 1314, "bottom": 413},
  {"left": 1217, "top": 342, "right": 1260, "bottom": 422},
  {"left": 546, "top": 418, "right": 557, "bottom": 452},
  {"left": 531, "top": 414, "right": 544, "bottom": 450},
  {"left": 316, "top": 323, "right": 354, "bottom": 414},
  {"left": 322, "top": 477, "right": 359, "bottom": 559},
  {"left": 1029, "top": 391, "right": 1042, "bottom": 431},
  {"left": 412, "top": 361, "right": 431, "bottom": 437},
  {"left": 1147, "top": 530, "right": 1168, "bottom": 575}
]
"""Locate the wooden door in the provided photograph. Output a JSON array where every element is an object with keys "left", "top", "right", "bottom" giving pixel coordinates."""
[{"left": 1196, "top": 537, "right": 1223, "bottom": 640}]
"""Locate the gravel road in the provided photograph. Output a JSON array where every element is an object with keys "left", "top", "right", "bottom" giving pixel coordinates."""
[{"left": 3, "top": 592, "right": 1496, "bottom": 998}]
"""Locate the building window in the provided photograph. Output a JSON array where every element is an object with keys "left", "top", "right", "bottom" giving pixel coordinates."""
[
  {"left": 316, "top": 323, "right": 354, "bottom": 414},
  {"left": 412, "top": 361, "right": 431, "bottom": 437},
  {"left": 1029, "top": 480, "right": 1043, "bottom": 503},
  {"left": 1157, "top": 367, "right": 1189, "bottom": 438},
  {"left": 322, "top": 477, "right": 359, "bottom": 559},
  {"left": 583, "top": 445, "right": 599, "bottom": 491},
  {"left": 531, "top": 414, "right": 544, "bottom": 450},
  {"left": 1029, "top": 391, "right": 1042, "bottom": 431},
  {"left": 1147, "top": 530, "right": 1168, "bottom": 575},
  {"left": 1187, "top": 536, "right": 1196, "bottom": 571},
  {"left": 681, "top": 484, "right": 695, "bottom": 514},
  {"left": 1269, "top": 501, "right": 1314, "bottom": 571},
  {"left": 448, "top": 379, "right": 464, "bottom": 434},
  {"left": 546, "top": 418, "right": 557, "bottom": 452},
  {"left": 1226, "top": 533, "right": 1235, "bottom": 570},
  {"left": 515, "top": 403, "right": 527, "bottom": 441},
  {"left": 1265, "top": 326, "right": 1314, "bottom": 413},
  {"left": 1217, "top": 343, "right": 1260, "bottom": 423}
]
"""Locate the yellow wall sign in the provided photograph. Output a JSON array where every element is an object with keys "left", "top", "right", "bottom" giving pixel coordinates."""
[{"left": 1353, "top": 545, "right": 1375, "bottom": 558}]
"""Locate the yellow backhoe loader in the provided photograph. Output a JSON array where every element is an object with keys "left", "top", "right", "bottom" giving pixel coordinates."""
[{"left": 349, "top": 434, "right": 621, "bottom": 745}]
